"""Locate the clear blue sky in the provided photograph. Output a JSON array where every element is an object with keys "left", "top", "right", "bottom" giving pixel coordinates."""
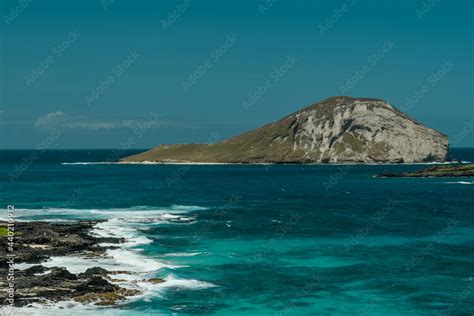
[{"left": 0, "top": 0, "right": 473, "bottom": 149}]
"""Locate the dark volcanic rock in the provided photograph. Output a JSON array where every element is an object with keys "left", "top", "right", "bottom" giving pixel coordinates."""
[
  {"left": 377, "top": 164, "right": 474, "bottom": 178},
  {"left": 79, "top": 267, "right": 110, "bottom": 278},
  {"left": 0, "top": 265, "right": 139, "bottom": 307},
  {"left": 0, "top": 221, "right": 111, "bottom": 267},
  {"left": 48, "top": 267, "right": 78, "bottom": 280},
  {"left": 0, "top": 220, "right": 140, "bottom": 307},
  {"left": 23, "top": 265, "right": 46, "bottom": 274},
  {"left": 148, "top": 277, "right": 165, "bottom": 284}
]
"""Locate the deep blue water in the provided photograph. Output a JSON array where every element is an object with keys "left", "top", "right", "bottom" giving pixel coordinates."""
[{"left": 0, "top": 149, "right": 473, "bottom": 315}]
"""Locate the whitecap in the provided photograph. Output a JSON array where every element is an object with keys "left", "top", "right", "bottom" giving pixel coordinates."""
[
  {"left": 91, "top": 219, "right": 153, "bottom": 247},
  {"left": 17, "top": 247, "right": 180, "bottom": 275},
  {"left": 443, "top": 181, "right": 473, "bottom": 185},
  {"left": 61, "top": 162, "right": 117, "bottom": 165},
  {"left": 135, "top": 274, "right": 217, "bottom": 295},
  {"left": 159, "top": 274, "right": 217, "bottom": 290},
  {"left": 0, "top": 205, "right": 206, "bottom": 222},
  {"left": 162, "top": 252, "right": 205, "bottom": 257}
]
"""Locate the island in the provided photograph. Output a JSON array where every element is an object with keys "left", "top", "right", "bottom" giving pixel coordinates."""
[
  {"left": 121, "top": 96, "right": 448, "bottom": 164},
  {"left": 377, "top": 164, "right": 474, "bottom": 178}
]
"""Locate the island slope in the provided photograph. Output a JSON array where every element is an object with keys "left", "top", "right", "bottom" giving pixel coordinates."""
[{"left": 122, "top": 96, "right": 449, "bottom": 164}]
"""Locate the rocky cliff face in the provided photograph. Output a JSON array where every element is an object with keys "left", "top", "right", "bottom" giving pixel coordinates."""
[{"left": 122, "top": 96, "right": 448, "bottom": 163}]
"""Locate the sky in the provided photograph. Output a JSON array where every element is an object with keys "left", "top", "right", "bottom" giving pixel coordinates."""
[{"left": 0, "top": 0, "right": 473, "bottom": 149}]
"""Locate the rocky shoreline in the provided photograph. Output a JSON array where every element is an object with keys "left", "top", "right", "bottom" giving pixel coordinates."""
[
  {"left": 377, "top": 163, "right": 474, "bottom": 178},
  {"left": 0, "top": 220, "right": 160, "bottom": 307}
]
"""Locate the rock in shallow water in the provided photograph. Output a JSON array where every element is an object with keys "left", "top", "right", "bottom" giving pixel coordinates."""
[
  {"left": 0, "top": 220, "right": 141, "bottom": 307},
  {"left": 147, "top": 277, "right": 165, "bottom": 284}
]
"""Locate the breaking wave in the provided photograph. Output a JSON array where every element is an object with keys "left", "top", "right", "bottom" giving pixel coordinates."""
[{"left": 10, "top": 205, "right": 216, "bottom": 311}]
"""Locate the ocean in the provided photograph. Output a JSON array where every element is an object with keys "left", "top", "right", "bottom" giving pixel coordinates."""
[{"left": 1, "top": 148, "right": 473, "bottom": 315}]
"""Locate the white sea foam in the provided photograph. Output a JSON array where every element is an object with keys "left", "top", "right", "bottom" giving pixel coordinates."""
[
  {"left": 62, "top": 161, "right": 235, "bottom": 165},
  {"left": 16, "top": 247, "right": 178, "bottom": 275},
  {"left": 34, "top": 270, "right": 52, "bottom": 276},
  {"left": 135, "top": 274, "right": 217, "bottom": 296},
  {"left": 158, "top": 274, "right": 216, "bottom": 289},
  {"left": 106, "top": 248, "right": 184, "bottom": 272},
  {"left": 8, "top": 302, "right": 146, "bottom": 316},
  {"left": 9, "top": 204, "right": 214, "bottom": 311},
  {"left": 0, "top": 205, "right": 206, "bottom": 222},
  {"left": 118, "top": 161, "right": 235, "bottom": 165},
  {"left": 61, "top": 162, "right": 116, "bottom": 165},
  {"left": 162, "top": 252, "right": 206, "bottom": 257},
  {"left": 91, "top": 219, "right": 153, "bottom": 247},
  {"left": 443, "top": 181, "right": 474, "bottom": 185}
]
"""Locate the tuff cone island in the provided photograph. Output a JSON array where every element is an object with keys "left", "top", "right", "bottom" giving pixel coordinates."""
[{"left": 122, "top": 97, "right": 449, "bottom": 164}]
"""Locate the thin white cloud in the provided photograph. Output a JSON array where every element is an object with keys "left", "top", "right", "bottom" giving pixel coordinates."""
[
  {"left": 67, "top": 120, "right": 150, "bottom": 130},
  {"left": 35, "top": 111, "right": 162, "bottom": 130},
  {"left": 35, "top": 111, "right": 67, "bottom": 128}
]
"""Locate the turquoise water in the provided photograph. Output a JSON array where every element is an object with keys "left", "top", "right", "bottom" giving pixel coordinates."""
[{"left": 1, "top": 149, "right": 473, "bottom": 315}]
